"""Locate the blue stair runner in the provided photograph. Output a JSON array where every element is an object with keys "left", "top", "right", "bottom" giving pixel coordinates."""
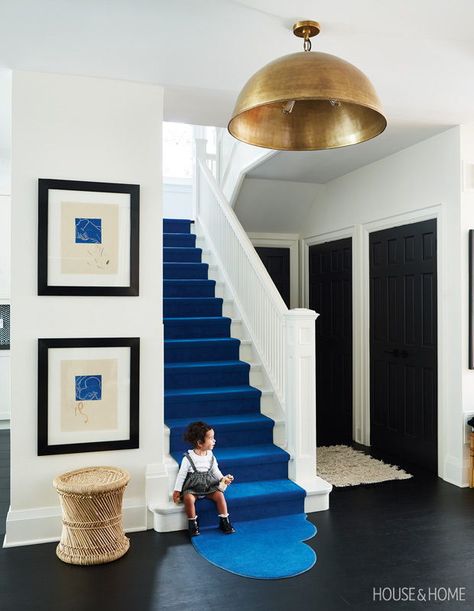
[{"left": 163, "top": 218, "right": 316, "bottom": 578}]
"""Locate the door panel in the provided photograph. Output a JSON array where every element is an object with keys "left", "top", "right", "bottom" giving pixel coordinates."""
[
  {"left": 309, "top": 238, "right": 353, "bottom": 446},
  {"left": 370, "top": 219, "right": 437, "bottom": 472}
]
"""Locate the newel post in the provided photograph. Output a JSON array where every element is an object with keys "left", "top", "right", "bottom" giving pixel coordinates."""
[
  {"left": 284, "top": 308, "right": 319, "bottom": 483},
  {"left": 193, "top": 138, "right": 207, "bottom": 220}
]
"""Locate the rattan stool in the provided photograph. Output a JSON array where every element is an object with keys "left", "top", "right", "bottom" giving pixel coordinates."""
[{"left": 53, "top": 466, "right": 130, "bottom": 565}]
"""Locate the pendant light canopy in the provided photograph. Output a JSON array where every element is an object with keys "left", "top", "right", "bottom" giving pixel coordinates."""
[{"left": 228, "top": 21, "right": 387, "bottom": 151}]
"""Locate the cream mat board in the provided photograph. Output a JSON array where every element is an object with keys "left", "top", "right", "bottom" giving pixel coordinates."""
[{"left": 317, "top": 445, "right": 413, "bottom": 487}]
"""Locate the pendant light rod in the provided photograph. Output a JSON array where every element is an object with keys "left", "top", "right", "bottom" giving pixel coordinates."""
[{"left": 293, "top": 20, "right": 320, "bottom": 52}]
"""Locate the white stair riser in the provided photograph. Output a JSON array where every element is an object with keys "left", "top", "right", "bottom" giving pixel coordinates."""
[
  {"left": 272, "top": 421, "right": 286, "bottom": 448},
  {"left": 222, "top": 301, "right": 234, "bottom": 318},
  {"left": 207, "top": 266, "right": 219, "bottom": 282},
  {"left": 249, "top": 367, "right": 263, "bottom": 387},
  {"left": 260, "top": 392, "right": 276, "bottom": 413},
  {"left": 230, "top": 320, "right": 245, "bottom": 339},
  {"left": 153, "top": 511, "right": 188, "bottom": 533},
  {"left": 239, "top": 343, "right": 253, "bottom": 361},
  {"left": 214, "top": 283, "right": 226, "bottom": 299}
]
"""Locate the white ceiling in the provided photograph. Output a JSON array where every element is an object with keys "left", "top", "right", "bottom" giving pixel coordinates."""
[
  {"left": 247, "top": 122, "right": 451, "bottom": 184},
  {"left": 1, "top": 0, "right": 474, "bottom": 181}
]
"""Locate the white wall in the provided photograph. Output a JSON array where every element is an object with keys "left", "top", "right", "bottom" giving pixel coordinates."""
[
  {"left": 218, "top": 130, "right": 276, "bottom": 206},
  {"left": 459, "top": 125, "right": 474, "bottom": 465},
  {"left": 302, "top": 128, "right": 464, "bottom": 486},
  {"left": 163, "top": 181, "right": 193, "bottom": 219},
  {"left": 234, "top": 178, "right": 325, "bottom": 307},
  {"left": 0, "top": 69, "right": 12, "bottom": 195},
  {"left": 0, "top": 195, "right": 10, "bottom": 298},
  {"left": 235, "top": 177, "right": 323, "bottom": 234},
  {"left": 5, "top": 71, "right": 164, "bottom": 546},
  {"left": 0, "top": 70, "right": 12, "bottom": 425}
]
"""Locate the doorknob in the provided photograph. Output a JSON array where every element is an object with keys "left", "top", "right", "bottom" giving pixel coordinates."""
[{"left": 384, "top": 349, "right": 400, "bottom": 357}]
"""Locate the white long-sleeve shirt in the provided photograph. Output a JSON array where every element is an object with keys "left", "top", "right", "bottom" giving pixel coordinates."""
[{"left": 174, "top": 450, "right": 224, "bottom": 492}]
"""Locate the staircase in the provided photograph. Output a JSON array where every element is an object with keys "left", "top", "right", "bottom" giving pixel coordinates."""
[{"left": 163, "top": 218, "right": 307, "bottom": 528}]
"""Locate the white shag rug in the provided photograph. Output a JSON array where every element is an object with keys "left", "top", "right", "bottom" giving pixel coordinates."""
[{"left": 317, "top": 445, "right": 413, "bottom": 487}]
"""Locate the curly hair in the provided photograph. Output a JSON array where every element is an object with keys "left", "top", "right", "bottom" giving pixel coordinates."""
[{"left": 184, "top": 421, "right": 212, "bottom": 447}]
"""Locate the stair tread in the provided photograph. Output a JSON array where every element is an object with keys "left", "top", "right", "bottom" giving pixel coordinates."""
[
  {"left": 163, "top": 233, "right": 194, "bottom": 237},
  {"left": 164, "top": 279, "right": 215, "bottom": 284},
  {"left": 165, "top": 360, "right": 249, "bottom": 370},
  {"left": 205, "top": 479, "right": 303, "bottom": 502},
  {"left": 163, "top": 246, "right": 201, "bottom": 250},
  {"left": 172, "top": 444, "right": 289, "bottom": 464},
  {"left": 164, "top": 316, "right": 231, "bottom": 323},
  {"left": 163, "top": 261, "right": 207, "bottom": 266},
  {"left": 164, "top": 338, "right": 240, "bottom": 345},
  {"left": 163, "top": 281, "right": 215, "bottom": 289},
  {"left": 165, "top": 384, "right": 261, "bottom": 398},
  {"left": 166, "top": 413, "right": 273, "bottom": 429},
  {"left": 163, "top": 297, "right": 222, "bottom": 302}
]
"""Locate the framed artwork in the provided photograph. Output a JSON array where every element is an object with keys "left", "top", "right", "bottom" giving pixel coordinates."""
[
  {"left": 470, "top": 230, "right": 474, "bottom": 369},
  {"left": 0, "top": 305, "right": 10, "bottom": 349},
  {"left": 38, "top": 179, "right": 139, "bottom": 296},
  {"left": 38, "top": 337, "right": 140, "bottom": 455}
]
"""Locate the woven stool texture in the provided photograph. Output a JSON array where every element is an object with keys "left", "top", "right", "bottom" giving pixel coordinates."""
[{"left": 53, "top": 466, "right": 130, "bottom": 565}]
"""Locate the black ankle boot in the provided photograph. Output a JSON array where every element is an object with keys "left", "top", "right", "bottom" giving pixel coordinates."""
[
  {"left": 219, "top": 516, "right": 236, "bottom": 534},
  {"left": 188, "top": 518, "right": 200, "bottom": 537}
]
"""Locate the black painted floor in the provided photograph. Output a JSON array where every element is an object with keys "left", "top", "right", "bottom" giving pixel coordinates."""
[{"left": 1, "top": 429, "right": 473, "bottom": 610}]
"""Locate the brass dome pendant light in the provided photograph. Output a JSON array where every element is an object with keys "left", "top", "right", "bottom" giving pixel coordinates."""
[{"left": 228, "top": 20, "right": 387, "bottom": 151}]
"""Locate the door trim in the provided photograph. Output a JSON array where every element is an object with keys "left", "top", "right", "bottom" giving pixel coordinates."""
[
  {"left": 248, "top": 232, "right": 299, "bottom": 308},
  {"left": 303, "top": 204, "right": 445, "bottom": 477},
  {"left": 303, "top": 227, "right": 356, "bottom": 441}
]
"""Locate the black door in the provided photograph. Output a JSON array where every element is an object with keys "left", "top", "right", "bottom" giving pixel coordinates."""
[
  {"left": 309, "top": 239, "right": 352, "bottom": 446},
  {"left": 255, "top": 247, "right": 291, "bottom": 308},
  {"left": 370, "top": 219, "right": 437, "bottom": 472}
]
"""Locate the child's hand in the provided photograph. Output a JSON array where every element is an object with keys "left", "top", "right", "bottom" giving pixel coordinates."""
[
  {"left": 172, "top": 491, "right": 181, "bottom": 504},
  {"left": 223, "top": 474, "right": 234, "bottom": 485}
]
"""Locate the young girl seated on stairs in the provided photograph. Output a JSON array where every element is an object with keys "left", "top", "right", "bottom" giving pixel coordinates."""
[{"left": 173, "top": 421, "right": 236, "bottom": 538}]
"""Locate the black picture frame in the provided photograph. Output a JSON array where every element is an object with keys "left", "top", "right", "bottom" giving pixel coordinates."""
[
  {"left": 38, "top": 337, "right": 140, "bottom": 455},
  {"left": 38, "top": 179, "right": 139, "bottom": 296},
  {"left": 470, "top": 230, "right": 474, "bottom": 369}
]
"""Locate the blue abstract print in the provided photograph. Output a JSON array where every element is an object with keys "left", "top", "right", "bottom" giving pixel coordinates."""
[
  {"left": 75, "top": 218, "right": 102, "bottom": 244},
  {"left": 75, "top": 375, "right": 102, "bottom": 401}
]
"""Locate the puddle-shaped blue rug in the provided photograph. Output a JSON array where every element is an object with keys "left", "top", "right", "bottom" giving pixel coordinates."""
[{"left": 192, "top": 513, "right": 317, "bottom": 579}]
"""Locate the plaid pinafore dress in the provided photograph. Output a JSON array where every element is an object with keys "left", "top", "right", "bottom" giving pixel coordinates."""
[{"left": 181, "top": 451, "right": 221, "bottom": 498}]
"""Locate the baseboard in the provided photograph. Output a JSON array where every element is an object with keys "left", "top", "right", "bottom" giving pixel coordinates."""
[
  {"left": 3, "top": 500, "right": 147, "bottom": 548},
  {"left": 0, "top": 418, "right": 10, "bottom": 430},
  {"left": 442, "top": 454, "right": 465, "bottom": 487}
]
